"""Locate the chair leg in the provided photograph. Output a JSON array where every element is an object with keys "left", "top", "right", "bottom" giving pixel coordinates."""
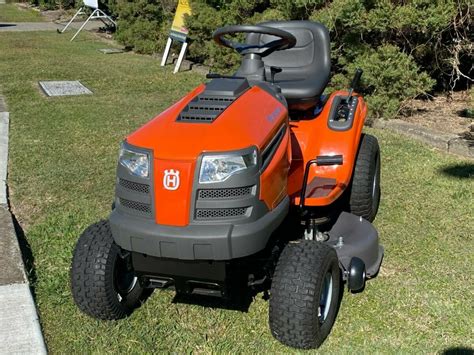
[
  {"left": 70, "top": 9, "right": 97, "bottom": 41},
  {"left": 58, "top": 7, "right": 83, "bottom": 34},
  {"left": 161, "top": 38, "right": 173, "bottom": 67},
  {"left": 174, "top": 42, "right": 188, "bottom": 74}
]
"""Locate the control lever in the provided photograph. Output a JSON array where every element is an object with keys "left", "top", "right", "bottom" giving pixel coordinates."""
[
  {"left": 346, "top": 68, "right": 363, "bottom": 103},
  {"left": 269, "top": 66, "right": 282, "bottom": 83}
]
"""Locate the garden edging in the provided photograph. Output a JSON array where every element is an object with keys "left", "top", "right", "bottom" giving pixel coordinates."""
[
  {"left": 0, "top": 97, "right": 47, "bottom": 353},
  {"left": 373, "top": 119, "right": 473, "bottom": 158}
]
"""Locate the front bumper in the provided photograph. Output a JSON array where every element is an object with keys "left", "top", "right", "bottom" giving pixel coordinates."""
[{"left": 110, "top": 196, "right": 289, "bottom": 260}]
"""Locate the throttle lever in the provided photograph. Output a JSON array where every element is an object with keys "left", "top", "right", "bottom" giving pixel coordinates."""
[{"left": 346, "top": 68, "right": 363, "bottom": 103}]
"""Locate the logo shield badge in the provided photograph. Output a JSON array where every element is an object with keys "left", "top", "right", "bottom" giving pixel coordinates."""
[{"left": 163, "top": 169, "right": 180, "bottom": 190}]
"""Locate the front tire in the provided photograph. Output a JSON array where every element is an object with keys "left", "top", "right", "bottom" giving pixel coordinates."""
[
  {"left": 70, "top": 220, "right": 151, "bottom": 320},
  {"left": 269, "top": 241, "right": 341, "bottom": 349}
]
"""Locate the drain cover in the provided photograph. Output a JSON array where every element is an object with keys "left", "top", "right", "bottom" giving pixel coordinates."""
[{"left": 39, "top": 81, "right": 92, "bottom": 97}]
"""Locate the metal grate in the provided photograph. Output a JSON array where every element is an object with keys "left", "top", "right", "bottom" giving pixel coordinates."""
[
  {"left": 119, "top": 178, "right": 150, "bottom": 194},
  {"left": 196, "top": 207, "right": 248, "bottom": 219},
  {"left": 178, "top": 96, "right": 236, "bottom": 123},
  {"left": 198, "top": 186, "right": 253, "bottom": 200},
  {"left": 119, "top": 198, "right": 151, "bottom": 214}
]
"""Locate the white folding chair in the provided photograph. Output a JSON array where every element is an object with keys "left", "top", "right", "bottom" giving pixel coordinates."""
[{"left": 57, "top": 0, "right": 116, "bottom": 41}]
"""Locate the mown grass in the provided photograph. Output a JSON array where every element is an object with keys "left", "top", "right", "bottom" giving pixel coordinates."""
[
  {"left": 0, "top": 31, "right": 473, "bottom": 353},
  {"left": 0, "top": 3, "right": 45, "bottom": 22}
]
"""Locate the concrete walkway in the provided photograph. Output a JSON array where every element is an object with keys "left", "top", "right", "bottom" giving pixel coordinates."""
[
  {"left": 0, "top": 103, "right": 47, "bottom": 352},
  {"left": 0, "top": 21, "right": 102, "bottom": 32}
]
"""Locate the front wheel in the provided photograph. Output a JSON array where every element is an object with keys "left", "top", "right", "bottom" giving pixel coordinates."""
[
  {"left": 269, "top": 241, "right": 341, "bottom": 349},
  {"left": 70, "top": 220, "right": 152, "bottom": 320}
]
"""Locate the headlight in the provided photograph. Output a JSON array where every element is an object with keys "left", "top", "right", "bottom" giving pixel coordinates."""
[
  {"left": 199, "top": 149, "right": 257, "bottom": 184},
  {"left": 119, "top": 143, "right": 149, "bottom": 178}
]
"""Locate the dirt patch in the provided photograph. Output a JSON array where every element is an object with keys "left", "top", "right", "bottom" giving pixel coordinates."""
[
  {"left": 40, "top": 9, "right": 77, "bottom": 23},
  {"left": 400, "top": 90, "right": 473, "bottom": 138}
]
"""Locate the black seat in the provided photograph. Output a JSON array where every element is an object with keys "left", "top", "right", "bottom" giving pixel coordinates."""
[{"left": 245, "top": 21, "right": 331, "bottom": 110}]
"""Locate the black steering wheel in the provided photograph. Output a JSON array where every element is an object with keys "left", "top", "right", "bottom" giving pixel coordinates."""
[{"left": 213, "top": 25, "right": 296, "bottom": 57}]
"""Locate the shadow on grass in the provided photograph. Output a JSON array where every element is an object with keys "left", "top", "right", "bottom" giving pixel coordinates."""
[
  {"left": 171, "top": 286, "right": 259, "bottom": 313},
  {"left": 170, "top": 272, "right": 347, "bottom": 320},
  {"left": 440, "top": 163, "right": 474, "bottom": 179},
  {"left": 11, "top": 212, "right": 38, "bottom": 301},
  {"left": 442, "top": 347, "right": 474, "bottom": 355}
]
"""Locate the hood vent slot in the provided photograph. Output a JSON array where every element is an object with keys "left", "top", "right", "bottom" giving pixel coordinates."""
[{"left": 177, "top": 78, "right": 249, "bottom": 123}]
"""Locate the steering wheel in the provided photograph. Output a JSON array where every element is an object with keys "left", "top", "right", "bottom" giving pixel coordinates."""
[{"left": 213, "top": 25, "right": 296, "bottom": 57}]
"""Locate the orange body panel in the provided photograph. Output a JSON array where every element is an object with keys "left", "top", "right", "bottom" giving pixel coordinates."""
[
  {"left": 126, "top": 86, "right": 288, "bottom": 226},
  {"left": 153, "top": 159, "right": 195, "bottom": 226},
  {"left": 127, "top": 86, "right": 287, "bottom": 160},
  {"left": 125, "top": 83, "right": 366, "bottom": 226},
  {"left": 287, "top": 91, "right": 367, "bottom": 206}
]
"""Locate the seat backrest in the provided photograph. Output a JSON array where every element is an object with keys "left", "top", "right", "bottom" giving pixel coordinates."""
[{"left": 246, "top": 21, "right": 331, "bottom": 91}]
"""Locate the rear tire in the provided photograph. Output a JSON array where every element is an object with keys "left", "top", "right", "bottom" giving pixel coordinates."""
[
  {"left": 349, "top": 133, "right": 381, "bottom": 222},
  {"left": 70, "top": 220, "right": 151, "bottom": 320},
  {"left": 269, "top": 241, "right": 341, "bottom": 349}
]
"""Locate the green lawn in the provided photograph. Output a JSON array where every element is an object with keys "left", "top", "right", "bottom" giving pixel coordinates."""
[
  {"left": 0, "top": 31, "right": 473, "bottom": 353},
  {"left": 0, "top": 3, "right": 45, "bottom": 22}
]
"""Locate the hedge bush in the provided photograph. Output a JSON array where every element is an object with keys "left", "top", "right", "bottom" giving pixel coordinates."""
[
  {"left": 29, "top": 0, "right": 74, "bottom": 10},
  {"left": 108, "top": 0, "right": 173, "bottom": 54},
  {"left": 184, "top": 0, "right": 472, "bottom": 119},
  {"left": 28, "top": 0, "right": 472, "bottom": 119}
]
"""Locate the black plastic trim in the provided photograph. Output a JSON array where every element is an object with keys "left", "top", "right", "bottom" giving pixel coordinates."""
[
  {"left": 115, "top": 142, "right": 155, "bottom": 219},
  {"left": 316, "top": 155, "right": 343, "bottom": 166},
  {"left": 109, "top": 196, "right": 289, "bottom": 260},
  {"left": 328, "top": 96, "right": 358, "bottom": 131},
  {"left": 177, "top": 78, "right": 250, "bottom": 123},
  {"left": 261, "top": 125, "right": 286, "bottom": 172},
  {"left": 191, "top": 146, "right": 265, "bottom": 224}
]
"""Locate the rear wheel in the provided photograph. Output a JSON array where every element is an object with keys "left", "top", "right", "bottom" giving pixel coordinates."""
[
  {"left": 349, "top": 133, "right": 381, "bottom": 222},
  {"left": 70, "top": 220, "right": 152, "bottom": 320},
  {"left": 269, "top": 241, "right": 341, "bottom": 349}
]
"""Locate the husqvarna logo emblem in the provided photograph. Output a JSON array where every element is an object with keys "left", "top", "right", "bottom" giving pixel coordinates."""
[{"left": 163, "top": 169, "right": 180, "bottom": 190}]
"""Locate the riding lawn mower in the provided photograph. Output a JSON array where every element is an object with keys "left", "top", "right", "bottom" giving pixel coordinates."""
[{"left": 71, "top": 21, "right": 384, "bottom": 349}]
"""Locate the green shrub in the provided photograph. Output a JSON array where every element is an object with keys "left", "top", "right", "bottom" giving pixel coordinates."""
[
  {"left": 351, "top": 45, "right": 434, "bottom": 119},
  {"left": 108, "top": 0, "right": 174, "bottom": 54},
  {"left": 27, "top": 0, "right": 471, "bottom": 120},
  {"left": 183, "top": 0, "right": 471, "bottom": 119}
]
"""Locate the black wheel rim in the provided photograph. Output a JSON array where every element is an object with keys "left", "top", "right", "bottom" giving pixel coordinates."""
[{"left": 114, "top": 253, "right": 137, "bottom": 302}]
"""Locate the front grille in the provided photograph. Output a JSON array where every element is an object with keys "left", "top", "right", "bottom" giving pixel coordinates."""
[
  {"left": 196, "top": 207, "right": 248, "bottom": 219},
  {"left": 119, "top": 198, "right": 152, "bottom": 214},
  {"left": 119, "top": 178, "right": 150, "bottom": 194},
  {"left": 198, "top": 186, "right": 253, "bottom": 200}
]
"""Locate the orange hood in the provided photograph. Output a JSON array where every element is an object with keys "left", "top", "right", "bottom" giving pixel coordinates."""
[{"left": 126, "top": 84, "right": 287, "bottom": 160}]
